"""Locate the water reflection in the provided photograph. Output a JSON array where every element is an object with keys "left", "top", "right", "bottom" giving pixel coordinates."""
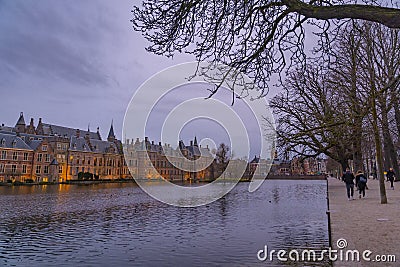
[{"left": 0, "top": 180, "right": 329, "bottom": 266}]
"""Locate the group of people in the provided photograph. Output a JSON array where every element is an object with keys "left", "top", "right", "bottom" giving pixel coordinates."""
[
  {"left": 341, "top": 167, "right": 396, "bottom": 200},
  {"left": 342, "top": 169, "right": 368, "bottom": 200}
]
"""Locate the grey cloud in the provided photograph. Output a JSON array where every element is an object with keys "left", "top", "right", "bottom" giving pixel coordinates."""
[{"left": 0, "top": 0, "right": 118, "bottom": 87}]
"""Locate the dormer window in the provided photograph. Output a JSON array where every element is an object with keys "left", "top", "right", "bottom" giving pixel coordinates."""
[
  {"left": 0, "top": 139, "right": 5, "bottom": 146},
  {"left": 11, "top": 140, "right": 17, "bottom": 147}
]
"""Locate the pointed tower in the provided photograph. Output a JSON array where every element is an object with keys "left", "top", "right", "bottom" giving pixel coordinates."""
[
  {"left": 96, "top": 127, "right": 101, "bottom": 140},
  {"left": 26, "top": 118, "right": 36, "bottom": 134},
  {"left": 107, "top": 120, "right": 116, "bottom": 142},
  {"left": 194, "top": 136, "right": 198, "bottom": 147},
  {"left": 36, "top": 118, "right": 44, "bottom": 135},
  {"left": 15, "top": 112, "right": 26, "bottom": 133}
]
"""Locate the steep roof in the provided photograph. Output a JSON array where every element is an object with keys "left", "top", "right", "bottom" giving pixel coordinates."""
[
  {"left": 69, "top": 136, "right": 119, "bottom": 154},
  {"left": 15, "top": 112, "right": 26, "bottom": 126},
  {"left": 107, "top": 121, "right": 115, "bottom": 140},
  {"left": 0, "top": 133, "right": 33, "bottom": 150},
  {"left": 27, "top": 140, "right": 43, "bottom": 150},
  {"left": 43, "top": 123, "right": 101, "bottom": 140}
]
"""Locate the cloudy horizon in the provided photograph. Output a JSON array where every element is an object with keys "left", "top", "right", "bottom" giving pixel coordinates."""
[{"left": 0, "top": 0, "right": 280, "bottom": 159}]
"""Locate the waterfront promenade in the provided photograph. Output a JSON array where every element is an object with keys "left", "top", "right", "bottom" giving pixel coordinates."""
[{"left": 328, "top": 177, "right": 400, "bottom": 267}]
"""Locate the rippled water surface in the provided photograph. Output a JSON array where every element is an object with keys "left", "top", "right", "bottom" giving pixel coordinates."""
[{"left": 0, "top": 180, "right": 330, "bottom": 266}]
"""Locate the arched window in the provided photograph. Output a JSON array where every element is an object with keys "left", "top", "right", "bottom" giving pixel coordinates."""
[{"left": 0, "top": 138, "right": 5, "bottom": 146}]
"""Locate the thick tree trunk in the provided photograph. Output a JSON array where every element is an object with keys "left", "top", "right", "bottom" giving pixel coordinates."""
[
  {"left": 352, "top": 119, "right": 364, "bottom": 172},
  {"left": 393, "top": 93, "right": 400, "bottom": 181},
  {"left": 371, "top": 96, "right": 388, "bottom": 204},
  {"left": 381, "top": 115, "right": 393, "bottom": 172},
  {"left": 379, "top": 95, "right": 400, "bottom": 180},
  {"left": 391, "top": 88, "right": 400, "bottom": 142}
]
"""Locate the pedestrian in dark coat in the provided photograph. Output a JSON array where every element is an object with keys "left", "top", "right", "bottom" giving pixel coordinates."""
[
  {"left": 355, "top": 170, "right": 367, "bottom": 198},
  {"left": 342, "top": 168, "right": 355, "bottom": 200},
  {"left": 387, "top": 168, "right": 395, "bottom": 190}
]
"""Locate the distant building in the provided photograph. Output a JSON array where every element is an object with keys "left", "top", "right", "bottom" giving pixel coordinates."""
[
  {"left": 123, "top": 136, "right": 214, "bottom": 181},
  {"left": 291, "top": 156, "right": 327, "bottom": 175}
]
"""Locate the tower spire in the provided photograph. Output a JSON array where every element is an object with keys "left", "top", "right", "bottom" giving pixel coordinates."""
[
  {"left": 107, "top": 120, "right": 115, "bottom": 142},
  {"left": 15, "top": 112, "right": 26, "bottom": 133},
  {"left": 194, "top": 136, "right": 198, "bottom": 147}
]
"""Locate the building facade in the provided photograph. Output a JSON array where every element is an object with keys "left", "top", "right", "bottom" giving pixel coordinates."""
[
  {"left": 0, "top": 112, "right": 129, "bottom": 182},
  {"left": 1, "top": 112, "right": 282, "bottom": 183}
]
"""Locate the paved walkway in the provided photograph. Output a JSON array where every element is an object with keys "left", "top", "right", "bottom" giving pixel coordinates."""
[{"left": 328, "top": 177, "right": 400, "bottom": 267}]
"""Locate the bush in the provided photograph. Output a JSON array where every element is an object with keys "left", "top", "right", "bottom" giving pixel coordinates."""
[{"left": 84, "top": 172, "right": 93, "bottom": 180}]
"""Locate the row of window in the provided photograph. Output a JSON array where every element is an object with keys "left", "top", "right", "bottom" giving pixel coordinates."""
[
  {"left": 71, "top": 157, "right": 121, "bottom": 167},
  {"left": 0, "top": 164, "right": 28, "bottom": 174},
  {"left": 0, "top": 151, "right": 31, "bottom": 161},
  {"left": 0, "top": 164, "right": 63, "bottom": 175},
  {"left": 71, "top": 167, "right": 123, "bottom": 176},
  {"left": 56, "top": 143, "right": 68, "bottom": 151},
  {"left": 35, "top": 165, "right": 63, "bottom": 174},
  {"left": 36, "top": 153, "right": 51, "bottom": 162}
]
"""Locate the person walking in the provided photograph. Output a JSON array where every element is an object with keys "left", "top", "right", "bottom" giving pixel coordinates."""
[
  {"left": 355, "top": 170, "right": 367, "bottom": 198},
  {"left": 342, "top": 168, "right": 355, "bottom": 200},
  {"left": 387, "top": 168, "right": 395, "bottom": 190}
]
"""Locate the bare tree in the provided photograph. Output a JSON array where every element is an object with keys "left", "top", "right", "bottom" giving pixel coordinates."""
[
  {"left": 132, "top": 0, "right": 400, "bottom": 96},
  {"left": 270, "top": 63, "right": 355, "bottom": 171}
]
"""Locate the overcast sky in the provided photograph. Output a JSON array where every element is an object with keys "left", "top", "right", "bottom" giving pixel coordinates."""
[
  {"left": 0, "top": 0, "right": 281, "bottom": 159},
  {"left": 0, "top": 0, "right": 190, "bottom": 136}
]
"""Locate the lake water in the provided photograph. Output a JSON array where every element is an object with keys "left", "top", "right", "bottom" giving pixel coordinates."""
[{"left": 0, "top": 180, "right": 330, "bottom": 266}]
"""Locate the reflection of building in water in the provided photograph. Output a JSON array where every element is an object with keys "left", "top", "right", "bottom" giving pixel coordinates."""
[{"left": 124, "top": 137, "right": 214, "bottom": 181}]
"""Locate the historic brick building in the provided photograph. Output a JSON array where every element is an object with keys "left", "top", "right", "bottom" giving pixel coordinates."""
[
  {"left": 123, "top": 136, "right": 215, "bottom": 181},
  {"left": 0, "top": 132, "right": 34, "bottom": 182},
  {"left": 1, "top": 112, "right": 276, "bottom": 183},
  {"left": 0, "top": 112, "right": 129, "bottom": 182}
]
